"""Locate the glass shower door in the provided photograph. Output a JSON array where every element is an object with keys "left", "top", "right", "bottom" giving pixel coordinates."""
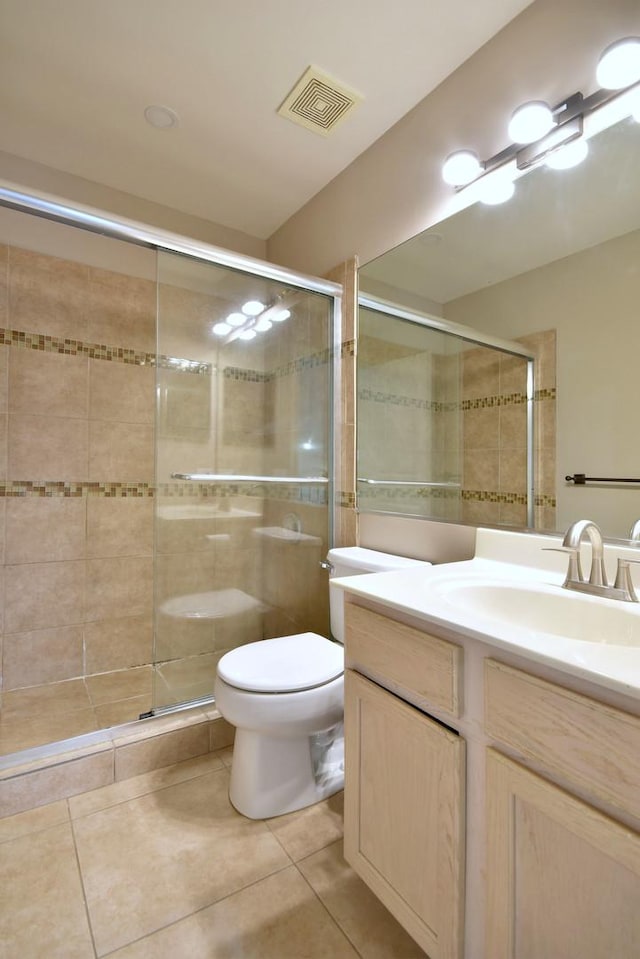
[{"left": 153, "top": 250, "right": 334, "bottom": 711}]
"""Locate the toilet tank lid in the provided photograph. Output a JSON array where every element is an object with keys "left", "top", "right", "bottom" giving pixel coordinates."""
[
  {"left": 327, "top": 546, "right": 431, "bottom": 572},
  {"left": 217, "top": 633, "right": 343, "bottom": 693}
]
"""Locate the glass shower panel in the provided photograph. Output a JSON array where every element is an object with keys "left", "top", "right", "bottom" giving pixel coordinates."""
[
  {"left": 358, "top": 306, "right": 463, "bottom": 519},
  {"left": 358, "top": 305, "right": 532, "bottom": 525},
  {"left": 153, "top": 251, "right": 333, "bottom": 710}
]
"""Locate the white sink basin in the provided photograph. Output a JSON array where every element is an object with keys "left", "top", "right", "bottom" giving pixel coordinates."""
[{"left": 435, "top": 579, "right": 640, "bottom": 647}]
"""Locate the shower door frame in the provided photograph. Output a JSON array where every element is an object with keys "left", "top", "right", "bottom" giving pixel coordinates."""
[
  {"left": 0, "top": 178, "right": 343, "bottom": 716},
  {"left": 357, "top": 294, "right": 536, "bottom": 528}
]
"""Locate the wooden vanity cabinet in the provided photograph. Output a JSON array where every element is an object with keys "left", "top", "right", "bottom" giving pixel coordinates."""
[
  {"left": 484, "top": 660, "right": 640, "bottom": 959},
  {"left": 343, "top": 602, "right": 465, "bottom": 959}
]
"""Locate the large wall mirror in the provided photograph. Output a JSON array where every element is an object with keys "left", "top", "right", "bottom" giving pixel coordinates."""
[{"left": 359, "top": 111, "right": 640, "bottom": 541}]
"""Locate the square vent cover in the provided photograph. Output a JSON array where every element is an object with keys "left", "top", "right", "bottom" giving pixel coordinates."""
[{"left": 277, "top": 65, "right": 363, "bottom": 136}]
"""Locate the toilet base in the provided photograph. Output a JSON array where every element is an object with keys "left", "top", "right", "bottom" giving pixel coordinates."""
[{"left": 229, "top": 725, "right": 344, "bottom": 819}]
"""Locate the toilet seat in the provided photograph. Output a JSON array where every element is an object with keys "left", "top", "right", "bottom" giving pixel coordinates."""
[{"left": 217, "top": 632, "right": 343, "bottom": 693}]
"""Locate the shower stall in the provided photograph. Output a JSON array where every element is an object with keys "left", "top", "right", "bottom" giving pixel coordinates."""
[{"left": 0, "top": 184, "right": 339, "bottom": 760}]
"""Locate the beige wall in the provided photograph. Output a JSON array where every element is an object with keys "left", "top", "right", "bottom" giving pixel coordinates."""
[
  {"left": 445, "top": 230, "right": 639, "bottom": 538},
  {"left": 268, "top": 0, "right": 640, "bottom": 276},
  {"left": 0, "top": 149, "right": 266, "bottom": 261}
]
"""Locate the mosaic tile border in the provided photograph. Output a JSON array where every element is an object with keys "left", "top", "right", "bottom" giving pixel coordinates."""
[
  {"left": 358, "top": 485, "right": 461, "bottom": 502},
  {"left": 534, "top": 387, "right": 556, "bottom": 401},
  {"left": 358, "top": 388, "right": 441, "bottom": 412},
  {"left": 461, "top": 393, "right": 528, "bottom": 410},
  {"left": 223, "top": 347, "right": 333, "bottom": 384},
  {"left": 358, "top": 388, "right": 554, "bottom": 413},
  {"left": 337, "top": 491, "right": 356, "bottom": 509},
  {"left": 0, "top": 328, "right": 211, "bottom": 375},
  {"left": 0, "top": 481, "right": 154, "bottom": 498},
  {"left": 341, "top": 339, "right": 356, "bottom": 358},
  {"left": 156, "top": 481, "right": 328, "bottom": 506},
  {"left": 461, "top": 489, "right": 528, "bottom": 505}
]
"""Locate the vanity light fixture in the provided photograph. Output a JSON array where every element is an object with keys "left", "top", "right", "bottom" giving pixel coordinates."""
[
  {"left": 596, "top": 37, "right": 640, "bottom": 90},
  {"left": 507, "top": 100, "right": 554, "bottom": 144},
  {"left": 442, "top": 36, "right": 640, "bottom": 205}
]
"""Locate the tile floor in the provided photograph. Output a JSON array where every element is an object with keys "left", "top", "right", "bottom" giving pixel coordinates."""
[
  {"left": 0, "top": 748, "right": 426, "bottom": 958},
  {"left": 0, "top": 658, "right": 217, "bottom": 756}
]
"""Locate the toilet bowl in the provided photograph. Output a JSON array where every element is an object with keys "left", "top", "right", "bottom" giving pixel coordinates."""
[{"left": 214, "top": 547, "right": 431, "bottom": 819}]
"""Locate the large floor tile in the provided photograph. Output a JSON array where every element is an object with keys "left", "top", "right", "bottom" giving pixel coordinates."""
[
  {"left": 73, "top": 766, "right": 290, "bottom": 955},
  {"left": 298, "top": 840, "right": 427, "bottom": 959},
  {"left": 0, "top": 822, "right": 95, "bottom": 958},
  {"left": 108, "top": 864, "right": 360, "bottom": 959},
  {"left": 266, "top": 790, "right": 344, "bottom": 861},
  {"left": 69, "top": 752, "right": 224, "bottom": 819},
  {"left": 0, "top": 798, "right": 69, "bottom": 843}
]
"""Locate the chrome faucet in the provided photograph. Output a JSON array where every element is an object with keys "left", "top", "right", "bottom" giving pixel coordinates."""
[
  {"left": 549, "top": 519, "right": 638, "bottom": 602},
  {"left": 630, "top": 519, "right": 640, "bottom": 542}
]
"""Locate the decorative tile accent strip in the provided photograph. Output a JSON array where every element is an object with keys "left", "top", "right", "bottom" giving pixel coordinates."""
[
  {"left": 223, "top": 347, "right": 333, "bottom": 383},
  {"left": 222, "top": 366, "right": 270, "bottom": 383},
  {"left": 461, "top": 392, "right": 529, "bottom": 410},
  {"left": 156, "top": 481, "right": 328, "bottom": 506},
  {"left": 0, "top": 327, "right": 211, "bottom": 375},
  {"left": 337, "top": 490, "right": 356, "bottom": 508},
  {"left": 359, "top": 485, "right": 461, "bottom": 502},
  {"left": 460, "top": 489, "right": 558, "bottom": 507},
  {"left": 0, "top": 481, "right": 154, "bottom": 498},
  {"left": 534, "top": 387, "right": 556, "bottom": 401},
  {"left": 341, "top": 339, "right": 356, "bottom": 357},
  {"left": 358, "top": 387, "right": 442, "bottom": 411}
]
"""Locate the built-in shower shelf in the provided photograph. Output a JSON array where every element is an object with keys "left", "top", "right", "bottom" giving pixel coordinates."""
[{"left": 159, "top": 589, "right": 266, "bottom": 621}]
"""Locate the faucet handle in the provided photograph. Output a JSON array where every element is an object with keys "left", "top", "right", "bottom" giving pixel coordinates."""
[
  {"left": 542, "top": 546, "right": 583, "bottom": 584},
  {"left": 614, "top": 558, "right": 640, "bottom": 601}
]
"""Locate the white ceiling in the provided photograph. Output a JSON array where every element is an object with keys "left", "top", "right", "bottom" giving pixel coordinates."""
[{"left": 0, "top": 0, "right": 532, "bottom": 239}]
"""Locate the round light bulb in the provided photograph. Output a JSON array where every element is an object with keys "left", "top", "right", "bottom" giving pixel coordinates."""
[
  {"left": 545, "top": 138, "right": 589, "bottom": 170},
  {"left": 254, "top": 318, "right": 272, "bottom": 332},
  {"left": 212, "top": 322, "right": 231, "bottom": 336},
  {"left": 242, "top": 300, "right": 265, "bottom": 316},
  {"left": 508, "top": 101, "right": 554, "bottom": 144},
  {"left": 226, "top": 312, "right": 246, "bottom": 327},
  {"left": 478, "top": 177, "right": 515, "bottom": 205},
  {"left": 596, "top": 37, "right": 640, "bottom": 90},
  {"left": 272, "top": 309, "right": 290, "bottom": 322},
  {"left": 441, "top": 150, "right": 482, "bottom": 186},
  {"left": 239, "top": 329, "right": 257, "bottom": 340}
]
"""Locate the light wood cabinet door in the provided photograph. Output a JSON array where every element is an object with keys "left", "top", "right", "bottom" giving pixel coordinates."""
[
  {"left": 486, "top": 748, "right": 640, "bottom": 959},
  {"left": 344, "top": 669, "right": 465, "bottom": 959}
]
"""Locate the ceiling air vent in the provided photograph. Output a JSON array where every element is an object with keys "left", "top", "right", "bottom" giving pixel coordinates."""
[{"left": 277, "top": 65, "right": 363, "bottom": 136}]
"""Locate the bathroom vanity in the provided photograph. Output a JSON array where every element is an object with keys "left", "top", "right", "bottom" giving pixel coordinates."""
[{"left": 335, "top": 529, "right": 640, "bottom": 959}]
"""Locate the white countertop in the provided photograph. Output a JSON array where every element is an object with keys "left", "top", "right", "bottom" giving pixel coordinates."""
[{"left": 332, "top": 528, "right": 640, "bottom": 699}]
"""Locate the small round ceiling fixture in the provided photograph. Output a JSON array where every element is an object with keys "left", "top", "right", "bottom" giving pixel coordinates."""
[{"left": 144, "top": 105, "right": 179, "bottom": 129}]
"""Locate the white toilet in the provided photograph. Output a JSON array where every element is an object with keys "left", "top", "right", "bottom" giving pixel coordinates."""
[{"left": 214, "top": 546, "right": 430, "bottom": 819}]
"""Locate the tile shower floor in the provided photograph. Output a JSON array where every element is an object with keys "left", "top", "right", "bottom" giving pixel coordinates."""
[
  {"left": 0, "top": 661, "right": 212, "bottom": 756},
  {"left": 0, "top": 749, "right": 426, "bottom": 958}
]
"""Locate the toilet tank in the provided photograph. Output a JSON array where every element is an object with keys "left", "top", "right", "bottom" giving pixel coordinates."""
[{"left": 327, "top": 547, "right": 431, "bottom": 643}]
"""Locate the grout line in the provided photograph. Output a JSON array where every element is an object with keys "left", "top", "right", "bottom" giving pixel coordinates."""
[
  {"left": 294, "top": 846, "right": 366, "bottom": 958},
  {"left": 69, "top": 811, "right": 100, "bottom": 959}
]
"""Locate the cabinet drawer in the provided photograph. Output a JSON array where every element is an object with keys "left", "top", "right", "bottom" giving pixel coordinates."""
[
  {"left": 485, "top": 659, "right": 640, "bottom": 821},
  {"left": 344, "top": 601, "right": 462, "bottom": 717}
]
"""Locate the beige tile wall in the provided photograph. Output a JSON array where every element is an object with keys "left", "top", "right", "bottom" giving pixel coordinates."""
[
  {"left": 460, "top": 332, "right": 556, "bottom": 529},
  {"left": 0, "top": 243, "right": 156, "bottom": 693}
]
